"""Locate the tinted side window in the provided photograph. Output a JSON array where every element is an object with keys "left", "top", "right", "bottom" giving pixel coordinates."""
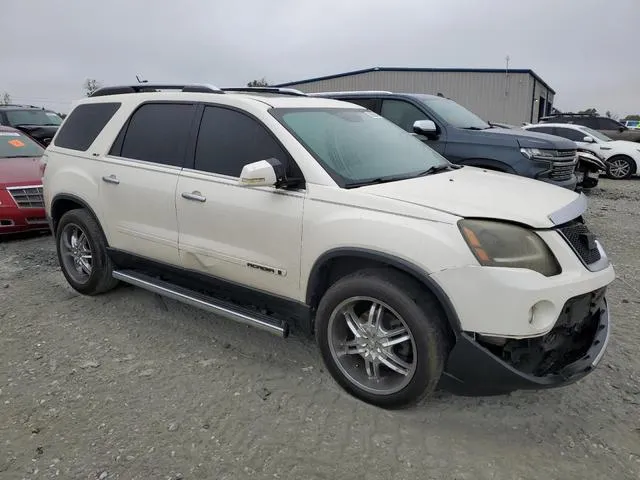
[
  {"left": 194, "top": 106, "right": 295, "bottom": 177},
  {"left": 554, "top": 127, "right": 586, "bottom": 142},
  {"left": 53, "top": 103, "right": 120, "bottom": 151},
  {"left": 527, "top": 126, "right": 555, "bottom": 135},
  {"left": 118, "top": 103, "right": 195, "bottom": 167},
  {"left": 574, "top": 117, "right": 598, "bottom": 129},
  {"left": 338, "top": 97, "right": 379, "bottom": 112},
  {"left": 380, "top": 100, "right": 427, "bottom": 132},
  {"left": 597, "top": 118, "right": 621, "bottom": 130}
]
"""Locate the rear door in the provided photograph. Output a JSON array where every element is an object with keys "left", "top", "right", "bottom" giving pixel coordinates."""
[
  {"left": 176, "top": 105, "right": 305, "bottom": 298},
  {"left": 101, "top": 102, "right": 197, "bottom": 266},
  {"left": 379, "top": 99, "right": 447, "bottom": 154}
]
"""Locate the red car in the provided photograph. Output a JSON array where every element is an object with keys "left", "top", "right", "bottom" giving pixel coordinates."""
[{"left": 0, "top": 126, "right": 49, "bottom": 235}]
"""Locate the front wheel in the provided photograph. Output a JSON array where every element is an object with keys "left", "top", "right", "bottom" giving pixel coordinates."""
[
  {"left": 606, "top": 155, "right": 634, "bottom": 179},
  {"left": 315, "top": 269, "right": 450, "bottom": 409}
]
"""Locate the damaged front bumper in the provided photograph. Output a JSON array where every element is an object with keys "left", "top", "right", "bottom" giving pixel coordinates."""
[{"left": 439, "top": 288, "right": 610, "bottom": 395}]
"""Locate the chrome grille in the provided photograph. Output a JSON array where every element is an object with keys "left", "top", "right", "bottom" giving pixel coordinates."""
[
  {"left": 550, "top": 150, "right": 577, "bottom": 181},
  {"left": 557, "top": 220, "right": 602, "bottom": 266},
  {"left": 7, "top": 185, "right": 44, "bottom": 209}
]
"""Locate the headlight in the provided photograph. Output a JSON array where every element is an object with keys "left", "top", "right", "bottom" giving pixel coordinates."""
[
  {"left": 520, "top": 148, "right": 562, "bottom": 159},
  {"left": 458, "top": 219, "right": 561, "bottom": 276}
]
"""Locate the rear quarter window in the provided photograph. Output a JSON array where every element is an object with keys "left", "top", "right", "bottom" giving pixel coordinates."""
[{"left": 53, "top": 102, "right": 121, "bottom": 151}]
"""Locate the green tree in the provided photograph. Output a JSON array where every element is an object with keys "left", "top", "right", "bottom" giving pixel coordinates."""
[
  {"left": 1, "top": 92, "right": 11, "bottom": 105},
  {"left": 83, "top": 78, "right": 102, "bottom": 96},
  {"left": 247, "top": 78, "right": 269, "bottom": 87},
  {"left": 622, "top": 114, "right": 640, "bottom": 121}
]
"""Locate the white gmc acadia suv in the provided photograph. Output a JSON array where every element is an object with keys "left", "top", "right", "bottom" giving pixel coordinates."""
[{"left": 42, "top": 84, "right": 615, "bottom": 408}]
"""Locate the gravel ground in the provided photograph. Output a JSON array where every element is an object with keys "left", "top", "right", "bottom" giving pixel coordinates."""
[{"left": 1, "top": 178, "right": 639, "bottom": 480}]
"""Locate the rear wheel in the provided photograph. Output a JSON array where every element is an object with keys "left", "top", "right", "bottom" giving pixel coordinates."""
[
  {"left": 56, "top": 209, "right": 119, "bottom": 295},
  {"left": 315, "top": 269, "right": 450, "bottom": 409},
  {"left": 606, "top": 155, "right": 634, "bottom": 179}
]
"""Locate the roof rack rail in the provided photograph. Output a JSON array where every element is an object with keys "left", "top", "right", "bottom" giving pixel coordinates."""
[
  {"left": 0, "top": 103, "right": 43, "bottom": 109},
  {"left": 220, "top": 87, "right": 307, "bottom": 96},
  {"left": 543, "top": 112, "right": 598, "bottom": 117},
  {"left": 308, "top": 90, "right": 393, "bottom": 96},
  {"left": 89, "top": 83, "right": 224, "bottom": 97}
]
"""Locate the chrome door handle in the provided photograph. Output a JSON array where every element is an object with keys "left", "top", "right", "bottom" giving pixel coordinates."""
[
  {"left": 181, "top": 191, "right": 206, "bottom": 202},
  {"left": 102, "top": 174, "right": 120, "bottom": 185}
]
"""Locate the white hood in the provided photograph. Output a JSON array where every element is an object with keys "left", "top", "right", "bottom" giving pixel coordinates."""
[{"left": 359, "top": 167, "right": 583, "bottom": 229}]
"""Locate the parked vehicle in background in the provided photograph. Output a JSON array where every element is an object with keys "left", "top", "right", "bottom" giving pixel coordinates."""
[
  {"left": 523, "top": 123, "right": 640, "bottom": 179},
  {"left": 43, "top": 83, "right": 614, "bottom": 408},
  {"left": 313, "top": 91, "right": 578, "bottom": 190},
  {"left": 0, "top": 104, "right": 63, "bottom": 146},
  {"left": 540, "top": 113, "right": 640, "bottom": 143},
  {"left": 0, "top": 126, "right": 48, "bottom": 235}
]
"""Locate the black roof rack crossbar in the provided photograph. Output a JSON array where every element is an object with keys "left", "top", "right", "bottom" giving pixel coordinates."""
[
  {"left": 220, "top": 87, "right": 307, "bottom": 96},
  {"left": 90, "top": 84, "right": 224, "bottom": 97}
]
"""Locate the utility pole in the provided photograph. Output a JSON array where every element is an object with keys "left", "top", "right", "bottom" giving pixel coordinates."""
[{"left": 505, "top": 55, "right": 510, "bottom": 97}]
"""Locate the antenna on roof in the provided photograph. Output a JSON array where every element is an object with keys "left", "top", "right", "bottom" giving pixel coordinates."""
[{"left": 136, "top": 75, "right": 148, "bottom": 84}]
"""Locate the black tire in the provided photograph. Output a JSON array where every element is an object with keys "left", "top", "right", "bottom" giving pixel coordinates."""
[
  {"left": 55, "top": 209, "right": 119, "bottom": 295},
  {"left": 315, "top": 268, "right": 451, "bottom": 409},
  {"left": 606, "top": 155, "right": 634, "bottom": 179}
]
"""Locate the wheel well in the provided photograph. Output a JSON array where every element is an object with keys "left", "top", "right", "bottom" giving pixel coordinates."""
[
  {"left": 457, "top": 158, "right": 513, "bottom": 173},
  {"left": 50, "top": 196, "right": 104, "bottom": 238},
  {"left": 307, "top": 252, "right": 460, "bottom": 339}
]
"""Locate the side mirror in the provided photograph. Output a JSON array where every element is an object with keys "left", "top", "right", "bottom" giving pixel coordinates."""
[
  {"left": 413, "top": 120, "right": 437, "bottom": 136},
  {"left": 619, "top": 126, "right": 627, "bottom": 132},
  {"left": 238, "top": 158, "right": 286, "bottom": 188},
  {"left": 583, "top": 136, "right": 595, "bottom": 143}
]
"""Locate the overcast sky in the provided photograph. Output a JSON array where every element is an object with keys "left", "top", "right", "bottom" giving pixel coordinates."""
[{"left": 2, "top": 0, "right": 638, "bottom": 117}]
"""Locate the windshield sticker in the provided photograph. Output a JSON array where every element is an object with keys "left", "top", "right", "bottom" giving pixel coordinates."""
[
  {"left": 8, "top": 139, "right": 25, "bottom": 148},
  {"left": 0, "top": 132, "right": 21, "bottom": 137}
]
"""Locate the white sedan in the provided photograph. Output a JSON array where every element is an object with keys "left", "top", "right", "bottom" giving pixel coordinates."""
[{"left": 523, "top": 122, "right": 640, "bottom": 179}]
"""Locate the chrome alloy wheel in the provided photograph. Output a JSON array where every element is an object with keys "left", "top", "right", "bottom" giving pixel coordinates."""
[
  {"left": 328, "top": 296, "right": 417, "bottom": 395},
  {"left": 608, "top": 158, "right": 632, "bottom": 178},
  {"left": 59, "top": 223, "right": 93, "bottom": 282}
]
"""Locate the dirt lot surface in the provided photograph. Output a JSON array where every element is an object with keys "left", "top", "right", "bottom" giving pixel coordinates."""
[{"left": 1, "top": 178, "right": 639, "bottom": 480}]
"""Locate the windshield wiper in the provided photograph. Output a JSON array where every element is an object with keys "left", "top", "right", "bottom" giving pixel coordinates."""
[
  {"left": 412, "top": 164, "right": 452, "bottom": 177},
  {"left": 463, "top": 126, "right": 489, "bottom": 130},
  {"left": 345, "top": 176, "right": 406, "bottom": 188},
  {"left": 3, "top": 155, "right": 36, "bottom": 158}
]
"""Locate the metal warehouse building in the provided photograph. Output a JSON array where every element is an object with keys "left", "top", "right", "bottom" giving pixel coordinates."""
[{"left": 275, "top": 67, "right": 555, "bottom": 126}]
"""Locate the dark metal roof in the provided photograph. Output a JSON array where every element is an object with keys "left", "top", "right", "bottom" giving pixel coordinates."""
[{"left": 274, "top": 67, "right": 556, "bottom": 95}]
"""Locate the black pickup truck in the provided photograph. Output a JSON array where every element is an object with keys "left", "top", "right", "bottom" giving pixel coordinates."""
[{"left": 314, "top": 91, "right": 578, "bottom": 190}]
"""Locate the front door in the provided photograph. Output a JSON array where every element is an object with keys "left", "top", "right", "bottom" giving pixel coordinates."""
[
  {"left": 100, "top": 102, "right": 197, "bottom": 266},
  {"left": 176, "top": 105, "right": 305, "bottom": 299},
  {"left": 379, "top": 99, "right": 447, "bottom": 155}
]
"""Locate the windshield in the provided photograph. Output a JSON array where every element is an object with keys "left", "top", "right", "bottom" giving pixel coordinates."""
[
  {"left": 271, "top": 108, "right": 449, "bottom": 187},
  {"left": 5, "top": 109, "right": 61, "bottom": 127},
  {"left": 580, "top": 126, "right": 612, "bottom": 142},
  {"left": 0, "top": 131, "right": 44, "bottom": 158},
  {"left": 45, "top": 111, "right": 64, "bottom": 125},
  {"left": 416, "top": 96, "right": 490, "bottom": 130}
]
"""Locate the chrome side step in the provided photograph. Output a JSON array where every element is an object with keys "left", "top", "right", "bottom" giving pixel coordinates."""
[{"left": 112, "top": 270, "right": 288, "bottom": 337}]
